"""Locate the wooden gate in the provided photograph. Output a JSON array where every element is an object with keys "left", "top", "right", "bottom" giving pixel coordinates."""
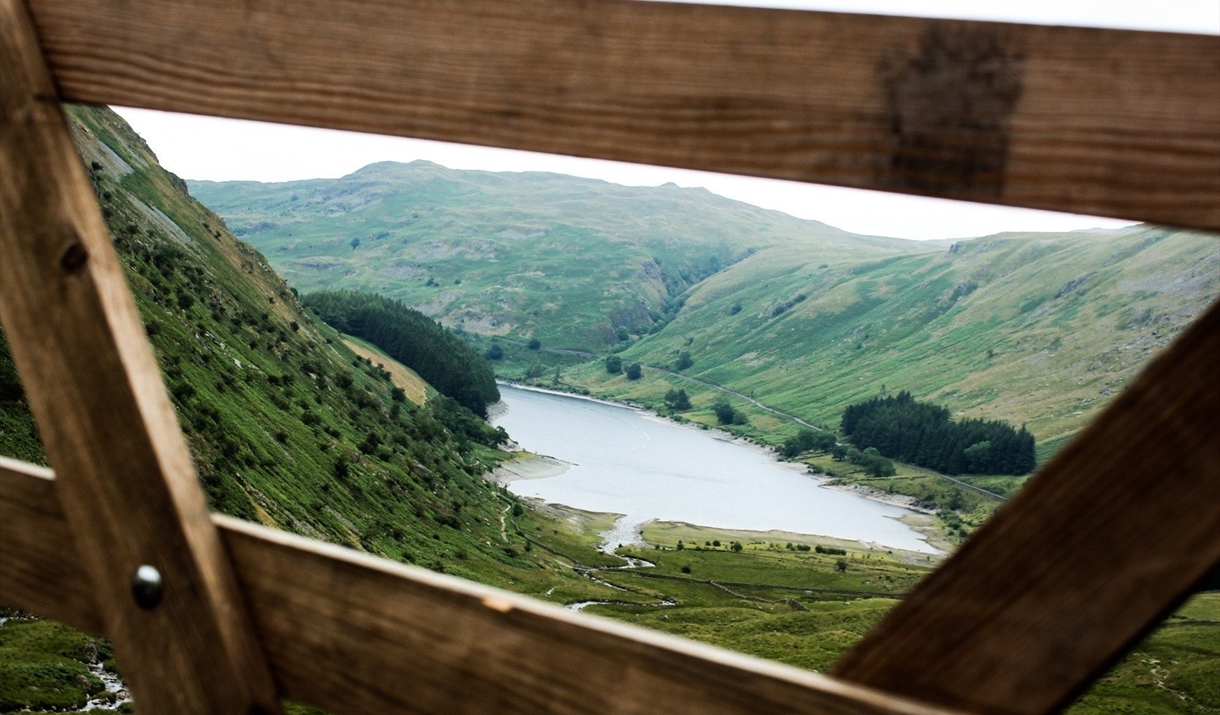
[{"left": 2, "top": 1, "right": 1217, "bottom": 713}]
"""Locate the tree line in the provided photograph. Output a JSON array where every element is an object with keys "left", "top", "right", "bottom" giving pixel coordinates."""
[
  {"left": 304, "top": 291, "right": 500, "bottom": 417},
  {"left": 840, "top": 391, "right": 1035, "bottom": 475}
]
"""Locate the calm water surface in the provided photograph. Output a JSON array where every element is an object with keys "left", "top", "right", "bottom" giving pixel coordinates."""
[{"left": 492, "top": 384, "right": 935, "bottom": 553}]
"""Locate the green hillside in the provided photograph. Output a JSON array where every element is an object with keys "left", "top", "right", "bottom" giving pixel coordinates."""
[
  {"left": 10, "top": 107, "right": 567, "bottom": 581},
  {"left": 562, "top": 226, "right": 1217, "bottom": 449},
  {"left": 189, "top": 164, "right": 937, "bottom": 351}
]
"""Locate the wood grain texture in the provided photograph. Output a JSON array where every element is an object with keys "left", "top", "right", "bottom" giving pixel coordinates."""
[
  {"left": 0, "top": 464, "right": 962, "bottom": 715},
  {"left": 26, "top": 0, "right": 1220, "bottom": 231},
  {"left": 222, "top": 516, "right": 963, "bottom": 715},
  {"left": 0, "top": 457, "right": 102, "bottom": 633},
  {"left": 833, "top": 298, "right": 1220, "bottom": 715},
  {"left": 0, "top": 1, "right": 279, "bottom": 712}
]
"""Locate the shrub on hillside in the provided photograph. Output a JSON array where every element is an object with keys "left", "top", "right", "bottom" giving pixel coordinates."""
[
  {"left": 664, "top": 388, "right": 691, "bottom": 411},
  {"left": 779, "top": 429, "right": 837, "bottom": 458},
  {"left": 713, "top": 400, "right": 746, "bottom": 426}
]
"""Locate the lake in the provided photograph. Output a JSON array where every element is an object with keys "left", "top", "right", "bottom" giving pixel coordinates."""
[{"left": 492, "top": 384, "right": 936, "bottom": 553}]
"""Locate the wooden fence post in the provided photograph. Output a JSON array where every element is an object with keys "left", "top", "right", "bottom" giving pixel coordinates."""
[{"left": 0, "top": 0, "right": 281, "bottom": 711}]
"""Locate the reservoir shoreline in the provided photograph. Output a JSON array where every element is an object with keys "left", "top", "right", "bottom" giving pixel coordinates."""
[{"left": 490, "top": 383, "right": 942, "bottom": 555}]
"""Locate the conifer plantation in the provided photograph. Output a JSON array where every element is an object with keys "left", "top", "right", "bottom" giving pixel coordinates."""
[
  {"left": 841, "top": 392, "right": 1036, "bottom": 475},
  {"left": 844, "top": 390, "right": 1034, "bottom": 473},
  {"left": 303, "top": 291, "right": 499, "bottom": 417}
]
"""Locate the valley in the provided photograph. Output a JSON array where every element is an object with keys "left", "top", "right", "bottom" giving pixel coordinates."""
[
  {"left": 197, "top": 165, "right": 1218, "bottom": 457},
  {"left": 0, "top": 106, "right": 1215, "bottom": 714}
]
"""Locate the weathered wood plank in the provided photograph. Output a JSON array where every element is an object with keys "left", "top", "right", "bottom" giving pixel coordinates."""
[
  {"left": 0, "top": 457, "right": 101, "bottom": 633},
  {"left": 222, "top": 516, "right": 962, "bottom": 715},
  {"left": 0, "top": 463, "right": 962, "bottom": 715},
  {"left": 833, "top": 298, "right": 1220, "bottom": 715},
  {"left": 0, "top": 1, "right": 279, "bottom": 712},
  {"left": 26, "top": 0, "right": 1220, "bottom": 231}
]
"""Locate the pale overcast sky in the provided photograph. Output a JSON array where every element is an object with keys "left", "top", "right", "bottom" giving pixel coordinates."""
[{"left": 113, "top": 0, "right": 1218, "bottom": 241}]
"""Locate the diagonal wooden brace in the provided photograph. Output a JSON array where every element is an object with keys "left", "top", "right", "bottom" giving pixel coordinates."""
[
  {"left": 834, "top": 298, "right": 1220, "bottom": 714},
  {"left": 0, "top": 0, "right": 281, "bottom": 712}
]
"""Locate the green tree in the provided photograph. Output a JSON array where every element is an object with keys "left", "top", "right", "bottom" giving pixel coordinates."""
[
  {"left": 527, "top": 338, "right": 541, "bottom": 350},
  {"left": 782, "top": 431, "right": 828, "bottom": 458},
  {"left": 615, "top": 326, "right": 629, "bottom": 342},
  {"left": 625, "top": 362, "right": 642, "bottom": 380},
  {"left": 664, "top": 388, "right": 691, "bottom": 411},
  {"left": 963, "top": 440, "right": 992, "bottom": 473},
  {"left": 674, "top": 351, "right": 694, "bottom": 371},
  {"left": 605, "top": 355, "right": 622, "bottom": 374},
  {"left": 486, "top": 344, "right": 504, "bottom": 360},
  {"left": 713, "top": 401, "right": 736, "bottom": 425}
]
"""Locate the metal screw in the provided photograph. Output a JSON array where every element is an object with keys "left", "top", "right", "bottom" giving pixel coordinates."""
[{"left": 131, "top": 564, "right": 163, "bottom": 610}]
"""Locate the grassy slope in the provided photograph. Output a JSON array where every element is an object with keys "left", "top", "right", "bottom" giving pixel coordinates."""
[
  {"left": 56, "top": 106, "right": 523, "bottom": 578},
  {"left": 189, "top": 163, "right": 936, "bottom": 351},
  {"left": 341, "top": 334, "right": 433, "bottom": 405},
  {"left": 563, "top": 226, "right": 1217, "bottom": 449}
]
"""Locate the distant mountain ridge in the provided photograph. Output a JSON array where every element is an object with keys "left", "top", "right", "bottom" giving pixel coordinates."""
[{"left": 189, "top": 161, "right": 940, "bottom": 350}]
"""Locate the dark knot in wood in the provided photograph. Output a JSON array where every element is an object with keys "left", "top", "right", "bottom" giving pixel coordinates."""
[
  {"left": 877, "top": 24, "right": 1025, "bottom": 200},
  {"left": 59, "top": 241, "right": 89, "bottom": 274}
]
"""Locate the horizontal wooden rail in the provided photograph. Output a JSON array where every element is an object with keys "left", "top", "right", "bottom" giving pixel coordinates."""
[
  {"left": 27, "top": 0, "right": 1220, "bottom": 232},
  {"left": 834, "top": 297, "right": 1220, "bottom": 715},
  {"left": 0, "top": 458, "right": 960, "bottom": 715},
  {"left": 0, "top": 457, "right": 101, "bottom": 633}
]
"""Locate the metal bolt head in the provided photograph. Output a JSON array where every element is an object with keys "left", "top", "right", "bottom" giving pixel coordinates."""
[{"left": 131, "top": 564, "right": 163, "bottom": 610}]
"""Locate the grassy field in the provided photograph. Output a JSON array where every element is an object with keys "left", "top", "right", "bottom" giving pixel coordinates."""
[{"left": 340, "top": 333, "right": 433, "bottom": 406}]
